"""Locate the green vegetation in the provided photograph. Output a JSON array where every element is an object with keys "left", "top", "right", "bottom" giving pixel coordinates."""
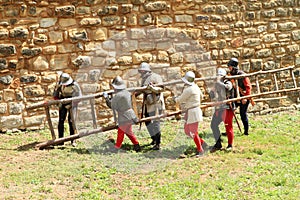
[{"left": 0, "top": 110, "right": 299, "bottom": 200}]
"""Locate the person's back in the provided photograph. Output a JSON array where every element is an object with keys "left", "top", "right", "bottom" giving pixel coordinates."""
[
  {"left": 104, "top": 76, "right": 141, "bottom": 152},
  {"left": 177, "top": 83, "right": 201, "bottom": 109},
  {"left": 174, "top": 71, "right": 206, "bottom": 157},
  {"left": 111, "top": 89, "right": 137, "bottom": 125}
]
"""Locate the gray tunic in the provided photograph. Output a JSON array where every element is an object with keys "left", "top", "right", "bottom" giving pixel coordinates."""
[
  {"left": 109, "top": 89, "right": 137, "bottom": 125},
  {"left": 212, "top": 78, "right": 233, "bottom": 109}
]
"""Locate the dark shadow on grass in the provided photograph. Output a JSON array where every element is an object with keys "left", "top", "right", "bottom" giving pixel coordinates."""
[
  {"left": 139, "top": 145, "right": 193, "bottom": 160},
  {"left": 69, "top": 148, "right": 90, "bottom": 154},
  {"left": 16, "top": 141, "right": 41, "bottom": 151}
]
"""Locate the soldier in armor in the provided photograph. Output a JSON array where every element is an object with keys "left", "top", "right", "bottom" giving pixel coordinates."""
[
  {"left": 104, "top": 76, "right": 141, "bottom": 152},
  {"left": 53, "top": 73, "right": 82, "bottom": 146},
  {"left": 228, "top": 58, "right": 252, "bottom": 135},
  {"left": 174, "top": 71, "right": 207, "bottom": 157},
  {"left": 137, "top": 62, "right": 165, "bottom": 150},
  {"left": 209, "top": 68, "right": 235, "bottom": 152}
]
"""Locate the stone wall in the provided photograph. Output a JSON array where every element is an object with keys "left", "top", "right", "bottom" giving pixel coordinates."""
[{"left": 0, "top": 0, "right": 299, "bottom": 132}]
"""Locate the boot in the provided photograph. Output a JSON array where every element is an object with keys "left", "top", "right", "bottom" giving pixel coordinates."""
[
  {"left": 210, "top": 138, "right": 222, "bottom": 153},
  {"left": 133, "top": 144, "right": 141, "bottom": 152},
  {"left": 152, "top": 144, "right": 160, "bottom": 150},
  {"left": 150, "top": 136, "right": 156, "bottom": 145}
]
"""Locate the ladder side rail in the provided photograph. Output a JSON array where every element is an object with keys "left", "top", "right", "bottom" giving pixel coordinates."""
[
  {"left": 273, "top": 73, "right": 279, "bottom": 91},
  {"left": 255, "top": 75, "right": 261, "bottom": 94},
  {"left": 45, "top": 106, "right": 56, "bottom": 140},
  {"left": 89, "top": 98, "right": 98, "bottom": 129},
  {"left": 290, "top": 69, "right": 298, "bottom": 88}
]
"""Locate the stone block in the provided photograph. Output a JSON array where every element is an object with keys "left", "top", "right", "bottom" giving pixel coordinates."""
[
  {"left": 43, "top": 45, "right": 57, "bottom": 54},
  {"left": 8, "top": 102, "right": 24, "bottom": 115},
  {"left": 50, "top": 54, "right": 70, "bottom": 70},
  {"left": 170, "top": 52, "right": 183, "bottom": 64},
  {"left": 80, "top": 18, "right": 101, "bottom": 26},
  {"left": 24, "top": 115, "right": 46, "bottom": 127},
  {"left": 58, "top": 18, "right": 77, "bottom": 27},
  {"left": 246, "top": 2, "right": 262, "bottom": 11},
  {"left": 102, "top": 16, "right": 120, "bottom": 26},
  {"left": 72, "top": 56, "right": 92, "bottom": 68},
  {"left": 0, "top": 115, "right": 23, "bottom": 130},
  {"left": 287, "top": 44, "right": 299, "bottom": 54},
  {"left": 20, "top": 74, "right": 38, "bottom": 83},
  {"left": 278, "top": 22, "right": 297, "bottom": 31},
  {"left": 88, "top": 69, "right": 101, "bottom": 82},
  {"left": 139, "top": 14, "right": 153, "bottom": 25},
  {"left": 255, "top": 49, "right": 272, "bottom": 58},
  {"left": 202, "top": 29, "right": 217, "bottom": 39},
  {"left": 81, "top": 83, "right": 101, "bottom": 94},
  {"left": 0, "top": 75, "right": 13, "bottom": 86},
  {"left": 69, "top": 28, "right": 88, "bottom": 42},
  {"left": 244, "top": 38, "right": 261, "bottom": 47},
  {"left": 175, "top": 14, "right": 193, "bottom": 23},
  {"left": 76, "top": 6, "right": 91, "bottom": 15},
  {"left": 57, "top": 44, "right": 75, "bottom": 53},
  {"left": 49, "top": 31, "right": 63, "bottom": 43},
  {"left": 121, "top": 4, "right": 133, "bottom": 14},
  {"left": 23, "top": 85, "right": 45, "bottom": 97},
  {"left": 0, "top": 29, "right": 9, "bottom": 39},
  {"left": 216, "top": 5, "right": 229, "bottom": 14},
  {"left": 21, "top": 47, "right": 42, "bottom": 58},
  {"left": 55, "top": 5, "right": 75, "bottom": 17},
  {"left": 9, "top": 26, "right": 29, "bottom": 39},
  {"left": 0, "top": 103, "right": 7, "bottom": 114},
  {"left": 40, "top": 18, "right": 57, "bottom": 28},
  {"left": 97, "top": 5, "right": 118, "bottom": 16},
  {"left": 0, "top": 44, "right": 16, "bottom": 56},
  {"left": 32, "top": 56, "right": 49, "bottom": 71},
  {"left": 144, "top": 1, "right": 168, "bottom": 12}
]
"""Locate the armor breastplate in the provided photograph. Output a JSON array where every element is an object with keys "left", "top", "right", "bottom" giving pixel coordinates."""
[{"left": 61, "top": 85, "right": 74, "bottom": 98}]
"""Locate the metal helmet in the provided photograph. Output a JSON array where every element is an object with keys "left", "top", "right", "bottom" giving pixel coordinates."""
[
  {"left": 217, "top": 68, "right": 227, "bottom": 76},
  {"left": 138, "top": 62, "right": 151, "bottom": 73},
  {"left": 227, "top": 58, "right": 239, "bottom": 69},
  {"left": 111, "top": 76, "right": 126, "bottom": 90},
  {"left": 59, "top": 73, "right": 73, "bottom": 86},
  {"left": 182, "top": 71, "right": 195, "bottom": 85}
]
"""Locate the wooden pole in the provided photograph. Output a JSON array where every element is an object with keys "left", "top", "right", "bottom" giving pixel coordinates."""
[
  {"left": 273, "top": 74, "right": 279, "bottom": 91},
  {"left": 89, "top": 98, "right": 97, "bottom": 129},
  {"left": 45, "top": 106, "right": 56, "bottom": 139},
  {"left": 290, "top": 68, "right": 298, "bottom": 88},
  {"left": 201, "top": 87, "right": 300, "bottom": 108},
  {"left": 36, "top": 125, "right": 118, "bottom": 150},
  {"left": 255, "top": 76, "right": 261, "bottom": 94}
]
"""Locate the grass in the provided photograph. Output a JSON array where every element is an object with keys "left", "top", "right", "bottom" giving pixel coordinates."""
[{"left": 0, "top": 110, "right": 299, "bottom": 200}]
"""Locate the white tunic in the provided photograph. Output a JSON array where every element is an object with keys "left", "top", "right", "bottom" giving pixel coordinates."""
[{"left": 175, "top": 83, "right": 203, "bottom": 124}]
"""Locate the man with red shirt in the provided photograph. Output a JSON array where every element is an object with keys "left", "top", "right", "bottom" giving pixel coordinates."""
[{"left": 227, "top": 58, "right": 252, "bottom": 136}]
